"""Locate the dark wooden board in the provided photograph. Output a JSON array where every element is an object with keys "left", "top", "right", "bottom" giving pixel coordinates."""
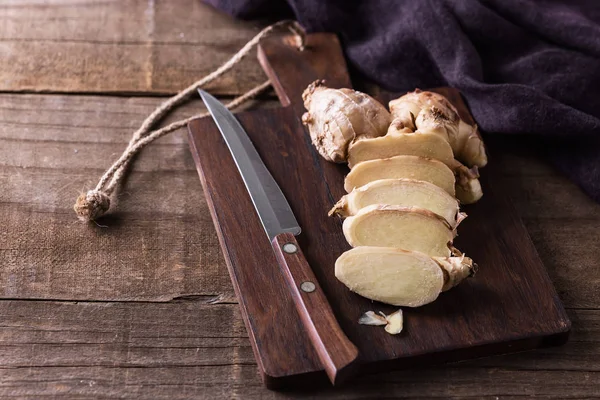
[{"left": 187, "top": 33, "right": 571, "bottom": 389}]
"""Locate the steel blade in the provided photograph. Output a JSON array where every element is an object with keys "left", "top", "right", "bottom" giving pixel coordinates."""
[{"left": 199, "top": 90, "right": 301, "bottom": 240}]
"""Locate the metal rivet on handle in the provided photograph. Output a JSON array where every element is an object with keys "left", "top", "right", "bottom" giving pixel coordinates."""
[
  {"left": 282, "top": 242, "right": 298, "bottom": 254},
  {"left": 300, "top": 281, "right": 316, "bottom": 293}
]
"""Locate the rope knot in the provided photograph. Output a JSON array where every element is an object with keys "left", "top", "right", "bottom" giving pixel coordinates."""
[
  {"left": 74, "top": 190, "right": 110, "bottom": 222},
  {"left": 73, "top": 20, "right": 299, "bottom": 222}
]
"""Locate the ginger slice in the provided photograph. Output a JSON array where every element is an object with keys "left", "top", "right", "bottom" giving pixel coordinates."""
[
  {"left": 302, "top": 80, "right": 391, "bottom": 163},
  {"left": 335, "top": 247, "right": 474, "bottom": 307},
  {"left": 344, "top": 155, "right": 456, "bottom": 196},
  {"left": 330, "top": 178, "right": 462, "bottom": 227},
  {"left": 342, "top": 204, "right": 454, "bottom": 256},
  {"left": 347, "top": 128, "right": 455, "bottom": 168}
]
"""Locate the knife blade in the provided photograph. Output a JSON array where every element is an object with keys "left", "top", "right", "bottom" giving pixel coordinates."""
[{"left": 199, "top": 90, "right": 358, "bottom": 385}]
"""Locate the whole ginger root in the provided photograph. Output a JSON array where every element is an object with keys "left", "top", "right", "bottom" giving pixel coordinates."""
[{"left": 301, "top": 80, "right": 392, "bottom": 163}]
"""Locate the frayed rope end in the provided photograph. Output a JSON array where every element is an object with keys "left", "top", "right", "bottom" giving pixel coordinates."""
[{"left": 74, "top": 190, "right": 110, "bottom": 222}]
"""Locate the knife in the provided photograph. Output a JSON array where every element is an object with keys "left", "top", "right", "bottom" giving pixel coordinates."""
[{"left": 199, "top": 90, "right": 359, "bottom": 385}]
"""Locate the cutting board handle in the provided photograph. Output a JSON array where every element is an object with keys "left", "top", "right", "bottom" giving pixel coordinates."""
[{"left": 258, "top": 33, "right": 353, "bottom": 120}]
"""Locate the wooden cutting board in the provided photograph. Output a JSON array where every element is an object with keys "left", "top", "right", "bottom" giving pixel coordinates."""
[{"left": 187, "top": 33, "right": 570, "bottom": 390}]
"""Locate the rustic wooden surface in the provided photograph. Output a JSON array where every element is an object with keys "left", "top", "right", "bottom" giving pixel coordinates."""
[
  {"left": 0, "top": 0, "right": 266, "bottom": 95},
  {"left": 0, "top": 1, "right": 598, "bottom": 398}
]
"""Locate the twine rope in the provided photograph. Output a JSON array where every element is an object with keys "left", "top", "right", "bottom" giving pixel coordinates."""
[{"left": 74, "top": 20, "right": 305, "bottom": 222}]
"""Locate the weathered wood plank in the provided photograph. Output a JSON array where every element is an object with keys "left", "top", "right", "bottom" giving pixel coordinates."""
[
  {"left": 524, "top": 220, "right": 600, "bottom": 309},
  {"left": 0, "top": 1, "right": 267, "bottom": 95},
  {"left": 487, "top": 137, "right": 600, "bottom": 309},
  {"left": 0, "top": 93, "right": 277, "bottom": 302},
  {"left": 0, "top": 301, "right": 598, "bottom": 398}
]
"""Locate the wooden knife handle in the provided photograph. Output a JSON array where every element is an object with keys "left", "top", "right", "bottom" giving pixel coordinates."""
[{"left": 271, "top": 232, "right": 359, "bottom": 385}]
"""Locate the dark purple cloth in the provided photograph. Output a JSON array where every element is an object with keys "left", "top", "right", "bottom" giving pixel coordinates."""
[{"left": 208, "top": 0, "right": 600, "bottom": 202}]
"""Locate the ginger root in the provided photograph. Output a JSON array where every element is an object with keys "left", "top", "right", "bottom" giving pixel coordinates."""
[
  {"left": 330, "top": 178, "right": 462, "bottom": 227},
  {"left": 299, "top": 82, "right": 483, "bottom": 311},
  {"left": 342, "top": 204, "right": 455, "bottom": 257},
  {"left": 389, "top": 89, "right": 487, "bottom": 168},
  {"left": 301, "top": 80, "right": 391, "bottom": 163},
  {"left": 335, "top": 247, "right": 475, "bottom": 307},
  {"left": 347, "top": 122, "right": 455, "bottom": 168}
]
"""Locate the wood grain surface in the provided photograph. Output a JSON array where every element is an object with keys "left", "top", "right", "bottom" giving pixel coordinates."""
[
  {"left": 0, "top": 93, "right": 272, "bottom": 301},
  {"left": 0, "top": 302, "right": 598, "bottom": 398},
  {"left": 0, "top": 1, "right": 599, "bottom": 398},
  {"left": 0, "top": 1, "right": 266, "bottom": 95}
]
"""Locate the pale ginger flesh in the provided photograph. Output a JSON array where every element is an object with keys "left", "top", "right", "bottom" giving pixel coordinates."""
[
  {"left": 389, "top": 89, "right": 487, "bottom": 168},
  {"left": 345, "top": 114, "right": 483, "bottom": 203},
  {"left": 347, "top": 127, "right": 455, "bottom": 168},
  {"left": 301, "top": 80, "right": 391, "bottom": 163},
  {"left": 335, "top": 247, "right": 474, "bottom": 307},
  {"left": 342, "top": 204, "right": 454, "bottom": 257},
  {"left": 344, "top": 155, "right": 456, "bottom": 196},
  {"left": 330, "top": 178, "right": 462, "bottom": 227}
]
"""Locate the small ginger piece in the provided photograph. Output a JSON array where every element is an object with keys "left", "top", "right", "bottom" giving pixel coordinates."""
[
  {"left": 302, "top": 80, "right": 391, "bottom": 163},
  {"left": 335, "top": 247, "right": 474, "bottom": 307},
  {"left": 342, "top": 204, "right": 454, "bottom": 256},
  {"left": 344, "top": 155, "right": 456, "bottom": 196},
  {"left": 456, "top": 120, "right": 487, "bottom": 169},
  {"left": 389, "top": 89, "right": 487, "bottom": 168},
  {"left": 330, "top": 178, "right": 463, "bottom": 227},
  {"left": 347, "top": 121, "right": 455, "bottom": 168},
  {"left": 358, "top": 310, "right": 404, "bottom": 335},
  {"left": 383, "top": 310, "right": 404, "bottom": 334},
  {"left": 449, "top": 160, "right": 483, "bottom": 204}
]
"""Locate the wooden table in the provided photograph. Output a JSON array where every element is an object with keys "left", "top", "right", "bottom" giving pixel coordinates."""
[{"left": 1, "top": 2, "right": 598, "bottom": 398}]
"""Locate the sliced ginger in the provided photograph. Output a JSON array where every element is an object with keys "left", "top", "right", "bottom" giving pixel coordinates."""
[
  {"left": 301, "top": 80, "right": 391, "bottom": 163},
  {"left": 347, "top": 127, "right": 455, "bottom": 168},
  {"left": 330, "top": 178, "right": 463, "bottom": 227},
  {"left": 342, "top": 204, "right": 454, "bottom": 257},
  {"left": 299, "top": 83, "right": 484, "bottom": 312},
  {"left": 346, "top": 117, "right": 483, "bottom": 203},
  {"left": 335, "top": 247, "right": 474, "bottom": 307},
  {"left": 344, "top": 155, "right": 456, "bottom": 196}
]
